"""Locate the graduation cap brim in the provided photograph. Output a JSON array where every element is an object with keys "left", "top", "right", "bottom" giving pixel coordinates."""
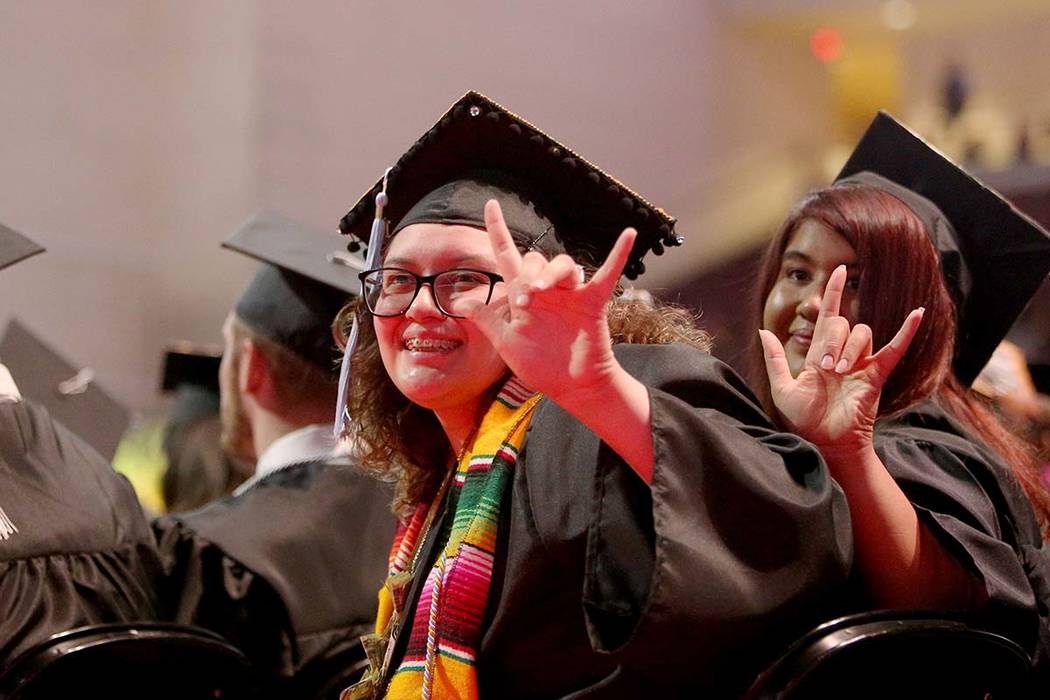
[
  {"left": 338, "top": 91, "right": 682, "bottom": 279},
  {"left": 0, "top": 222, "right": 45, "bottom": 272},
  {"left": 0, "top": 319, "right": 130, "bottom": 460},
  {"left": 222, "top": 210, "right": 363, "bottom": 295},
  {"left": 223, "top": 211, "right": 361, "bottom": 372},
  {"left": 836, "top": 112, "right": 1050, "bottom": 386}
]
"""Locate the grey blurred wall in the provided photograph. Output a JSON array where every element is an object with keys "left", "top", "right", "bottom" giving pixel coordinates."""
[
  {"left": 0, "top": 1, "right": 754, "bottom": 416},
  {"left": 0, "top": 2, "right": 260, "bottom": 412},
  {"left": 2, "top": 1, "right": 1047, "bottom": 417}
]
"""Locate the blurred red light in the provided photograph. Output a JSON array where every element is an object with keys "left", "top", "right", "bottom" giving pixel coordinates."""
[{"left": 810, "top": 27, "right": 844, "bottom": 62}]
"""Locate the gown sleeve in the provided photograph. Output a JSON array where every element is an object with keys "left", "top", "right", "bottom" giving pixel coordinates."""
[
  {"left": 0, "top": 398, "right": 163, "bottom": 663},
  {"left": 522, "top": 343, "right": 854, "bottom": 687},
  {"left": 874, "top": 408, "right": 1050, "bottom": 665}
]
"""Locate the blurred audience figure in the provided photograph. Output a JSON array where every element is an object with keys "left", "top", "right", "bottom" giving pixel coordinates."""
[
  {"left": 974, "top": 340, "right": 1050, "bottom": 486},
  {"left": 159, "top": 349, "right": 250, "bottom": 512},
  {"left": 154, "top": 212, "right": 394, "bottom": 692},
  {"left": 1, "top": 223, "right": 163, "bottom": 666}
]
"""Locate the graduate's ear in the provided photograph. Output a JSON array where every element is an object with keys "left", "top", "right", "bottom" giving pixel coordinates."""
[{"left": 239, "top": 339, "right": 270, "bottom": 398}]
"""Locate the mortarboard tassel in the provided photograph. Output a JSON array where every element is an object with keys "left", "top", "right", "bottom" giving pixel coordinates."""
[
  {"left": 333, "top": 168, "right": 391, "bottom": 438},
  {"left": 0, "top": 504, "right": 17, "bottom": 541}
]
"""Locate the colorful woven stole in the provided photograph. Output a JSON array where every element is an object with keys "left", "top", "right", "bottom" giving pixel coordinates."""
[{"left": 349, "top": 377, "right": 540, "bottom": 700}]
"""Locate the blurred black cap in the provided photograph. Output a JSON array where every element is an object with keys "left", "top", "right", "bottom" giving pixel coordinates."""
[
  {"left": 223, "top": 211, "right": 362, "bottom": 373},
  {"left": 0, "top": 319, "right": 130, "bottom": 460},
  {"left": 0, "top": 221, "right": 44, "bottom": 272}
]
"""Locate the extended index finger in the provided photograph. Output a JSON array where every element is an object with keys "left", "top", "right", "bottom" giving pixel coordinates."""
[
  {"left": 484, "top": 199, "right": 523, "bottom": 280},
  {"left": 588, "top": 228, "right": 637, "bottom": 299},
  {"left": 818, "top": 265, "right": 847, "bottom": 319}
]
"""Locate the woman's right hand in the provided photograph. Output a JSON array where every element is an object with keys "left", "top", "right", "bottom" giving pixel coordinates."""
[{"left": 758, "top": 265, "right": 923, "bottom": 455}]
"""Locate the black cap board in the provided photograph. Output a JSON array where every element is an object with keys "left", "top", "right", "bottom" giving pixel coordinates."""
[
  {"left": 836, "top": 111, "right": 1050, "bottom": 386},
  {"left": 0, "top": 221, "right": 44, "bottom": 272},
  {"left": 338, "top": 90, "right": 682, "bottom": 280},
  {"left": 160, "top": 346, "right": 222, "bottom": 394},
  {"left": 0, "top": 319, "right": 130, "bottom": 460},
  {"left": 223, "top": 211, "right": 363, "bottom": 373},
  {"left": 160, "top": 346, "right": 222, "bottom": 428}
]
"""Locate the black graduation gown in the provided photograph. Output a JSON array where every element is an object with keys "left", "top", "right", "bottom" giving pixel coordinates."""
[
  {"left": 154, "top": 455, "right": 396, "bottom": 681},
  {"left": 0, "top": 398, "right": 164, "bottom": 664},
  {"left": 397, "top": 343, "right": 853, "bottom": 698},
  {"left": 874, "top": 402, "right": 1050, "bottom": 675}
]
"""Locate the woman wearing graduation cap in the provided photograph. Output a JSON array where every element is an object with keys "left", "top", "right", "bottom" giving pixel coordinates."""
[
  {"left": 753, "top": 113, "right": 1050, "bottom": 673},
  {"left": 334, "top": 92, "right": 852, "bottom": 698}
]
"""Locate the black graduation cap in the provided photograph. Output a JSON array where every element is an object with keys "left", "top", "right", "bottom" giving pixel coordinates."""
[
  {"left": 338, "top": 90, "right": 682, "bottom": 280},
  {"left": 223, "top": 211, "right": 363, "bottom": 373},
  {"left": 0, "top": 319, "right": 130, "bottom": 460},
  {"left": 0, "top": 221, "right": 44, "bottom": 271},
  {"left": 160, "top": 346, "right": 222, "bottom": 427},
  {"left": 160, "top": 346, "right": 221, "bottom": 394},
  {"left": 836, "top": 111, "right": 1050, "bottom": 386}
]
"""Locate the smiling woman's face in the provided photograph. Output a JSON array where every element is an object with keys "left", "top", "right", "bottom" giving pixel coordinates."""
[
  {"left": 373, "top": 222, "right": 509, "bottom": 420},
  {"left": 762, "top": 219, "right": 862, "bottom": 377}
]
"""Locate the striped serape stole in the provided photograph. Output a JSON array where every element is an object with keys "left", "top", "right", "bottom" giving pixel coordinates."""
[{"left": 383, "top": 376, "right": 540, "bottom": 700}]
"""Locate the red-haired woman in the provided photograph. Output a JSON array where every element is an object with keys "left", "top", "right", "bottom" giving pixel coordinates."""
[{"left": 754, "top": 169, "right": 1050, "bottom": 674}]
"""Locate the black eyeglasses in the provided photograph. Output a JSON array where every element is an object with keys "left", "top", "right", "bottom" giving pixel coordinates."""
[{"left": 358, "top": 267, "right": 504, "bottom": 318}]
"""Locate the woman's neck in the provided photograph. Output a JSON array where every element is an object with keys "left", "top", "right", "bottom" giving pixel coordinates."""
[
  {"left": 434, "top": 403, "right": 484, "bottom": 456},
  {"left": 432, "top": 379, "right": 508, "bottom": 456}
]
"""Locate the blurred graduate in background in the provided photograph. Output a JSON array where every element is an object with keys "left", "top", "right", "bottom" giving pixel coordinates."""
[
  {"left": 0, "top": 222, "right": 165, "bottom": 664},
  {"left": 154, "top": 212, "right": 394, "bottom": 694}
]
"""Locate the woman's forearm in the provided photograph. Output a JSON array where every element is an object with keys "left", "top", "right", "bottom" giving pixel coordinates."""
[
  {"left": 823, "top": 443, "right": 985, "bottom": 610},
  {"left": 551, "top": 363, "right": 654, "bottom": 484}
]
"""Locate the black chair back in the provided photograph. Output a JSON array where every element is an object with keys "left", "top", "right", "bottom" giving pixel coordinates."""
[
  {"left": 258, "top": 636, "right": 369, "bottom": 700},
  {"left": 0, "top": 622, "right": 252, "bottom": 700},
  {"left": 746, "top": 611, "right": 1034, "bottom": 699}
]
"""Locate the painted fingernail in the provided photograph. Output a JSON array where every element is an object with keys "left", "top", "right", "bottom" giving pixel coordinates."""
[
  {"left": 534, "top": 279, "right": 549, "bottom": 291},
  {"left": 835, "top": 358, "right": 849, "bottom": 373},
  {"left": 516, "top": 294, "right": 530, "bottom": 306},
  {"left": 820, "top": 354, "right": 835, "bottom": 370}
]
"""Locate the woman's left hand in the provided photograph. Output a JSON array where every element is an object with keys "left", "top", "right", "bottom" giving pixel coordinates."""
[
  {"left": 759, "top": 265, "right": 924, "bottom": 455},
  {"left": 456, "top": 199, "right": 635, "bottom": 404}
]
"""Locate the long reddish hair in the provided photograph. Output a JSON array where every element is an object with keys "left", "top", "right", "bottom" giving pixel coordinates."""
[{"left": 752, "top": 182, "right": 1050, "bottom": 534}]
